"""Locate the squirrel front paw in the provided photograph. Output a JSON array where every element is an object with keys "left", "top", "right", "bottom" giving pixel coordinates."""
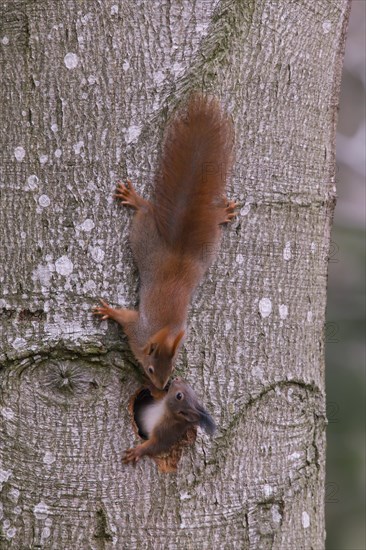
[
  {"left": 92, "top": 298, "right": 114, "bottom": 321},
  {"left": 115, "top": 180, "right": 140, "bottom": 209},
  {"left": 123, "top": 446, "right": 143, "bottom": 464}
]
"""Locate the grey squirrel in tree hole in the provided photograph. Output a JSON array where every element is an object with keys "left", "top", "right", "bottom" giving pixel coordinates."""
[{"left": 93, "top": 95, "right": 236, "bottom": 389}]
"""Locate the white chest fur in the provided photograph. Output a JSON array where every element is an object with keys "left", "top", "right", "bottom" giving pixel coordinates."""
[{"left": 139, "top": 399, "right": 167, "bottom": 438}]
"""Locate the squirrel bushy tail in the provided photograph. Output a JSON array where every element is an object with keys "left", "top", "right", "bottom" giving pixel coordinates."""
[{"left": 153, "top": 95, "right": 234, "bottom": 256}]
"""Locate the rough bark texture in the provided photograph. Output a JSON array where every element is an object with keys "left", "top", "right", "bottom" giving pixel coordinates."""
[{"left": 0, "top": 1, "right": 350, "bottom": 548}]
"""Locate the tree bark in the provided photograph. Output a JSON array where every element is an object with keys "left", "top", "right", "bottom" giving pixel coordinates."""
[{"left": 0, "top": 1, "right": 350, "bottom": 548}]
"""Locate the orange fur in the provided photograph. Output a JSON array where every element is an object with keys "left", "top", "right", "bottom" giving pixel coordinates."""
[
  {"left": 154, "top": 95, "right": 234, "bottom": 255},
  {"left": 93, "top": 96, "right": 236, "bottom": 389}
]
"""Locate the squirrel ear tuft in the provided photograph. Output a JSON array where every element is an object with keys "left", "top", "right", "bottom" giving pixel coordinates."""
[
  {"left": 143, "top": 342, "right": 158, "bottom": 356},
  {"left": 144, "top": 327, "right": 171, "bottom": 357},
  {"left": 144, "top": 328, "right": 184, "bottom": 358},
  {"left": 170, "top": 330, "right": 185, "bottom": 357}
]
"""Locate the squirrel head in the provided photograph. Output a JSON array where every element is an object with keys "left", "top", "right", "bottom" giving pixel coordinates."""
[
  {"left": 143, "top": 327, "right": 185, "bottom": 389},
  {"left": 166, "top": 377, "right": 216, "bottom": 435}
]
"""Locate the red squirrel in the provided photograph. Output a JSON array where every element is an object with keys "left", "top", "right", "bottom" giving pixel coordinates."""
[
  {"left": 93, "top": 95, "right": 236, "bottom": 389},
  {"left": 123, "top": 377, "right": 216, "bottom": 463}
]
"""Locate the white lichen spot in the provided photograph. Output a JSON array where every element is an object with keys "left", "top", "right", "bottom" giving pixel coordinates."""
[
  {"left": 283, "top": 241, "right": 292, "bottom": 261},
  {"left": 26, "top": 175, "right": 39, "bottom": 190},
  {"left": 252, "top": 365, "right": 264, "bottom": 378},
  {"left": 311, "top": 242, "right": 316, "bottom": 254},
  {"left": 80, "top": 12, "right": 92, "bottom": 25},
  {"left": 240, "top": 203, "right": 251, "bottom": 216},
  {"left": 263, "top": 484, "right": 273, "bottom": 497},
  {"left": 179, "top": 492, "right": 191, "bottom": 500},
  {"left": 302, "top": 511, "right": 310, "bottom": 528},
  {"left": 1, "top": 408, "right": 14, "bottom": 420},
  {"left": 43, "top": 451, "right": 55, "bottom": 465},
  {"left": 1, "top": 36, "right": 10, "bottom": 45},
  {"left": 33, "top": 264, "right": 52, "bottom": 287},
  {"left": 122, "top": 59, "right": 130, "bottom": 71},
  {"left": 88, "top": 74, "right": 97, "bottom": 85},
  {"left": 125, "top": 125, "right": 141, "bottom": 144},
  {"left": 3, "top": 520, "right": 10, "bottom": 529},
  {"left": 38, "top": 195, "right": 51, "bottom": 208},
  {"left": 196, "top": 22, "right": 209, "bottom": 36},
  {"left": 6, "top": 527, "right": 16, "bottom": 539},
  {"left": 8, "top": 488, "right": 20, "bottom": 503},
  {"left": 101, "top": 129, "right": 108, "bottom": 143},
  {"left": 34, "top": 501, "right": 49, "bottom": 520},
  {"left": 236, "top": 253, "right": 244, "bottom": 265},
  {"left": 73, "top": 140, "right": 84, "bottom": 155},
  {"left": 172, "top": 62, "right": 184, "bottom": 76},
  {"left": 54, "top": 148, "right": 62, "bottom": 158},
  {"left": 0, "top": 469, "right": 12, "bottom": 483},
  {"left": 279, "top": 304, "right": 288, "bottom": 319},
  {"left": 307, "top": 310, "right": 313, "bottom": 322},
  {"left": 111, "top": 4, "right": 119, "bottom": 15},
  {"left": 89, "top": 246, "right": 105, "bottom": 263},
  {"left": 289, "top": 451, "right": 301, "bottom": 461},
  {"left": 14, "top": 506, "right": 22, "bottom": 515},
  {"left": 14, "top": 146, "right": 26, "bottom": 162},
  {"left": 39, "top": 154, "right": 48, "bottom": 165},
  {"left": 322, "top": 20, "right": 332, "bottom": 33},
  {"left": 79, "top": 219, "right": 95, "bottom": 232},
  {"left": 51, "top": 123, "right": 58, "bottom": 133},
  {"left": 259, "top": 297, "right": 272, "bottom": 318},
  {"left": 271, "top": 505, "right": 282, "bottom": 524},
  {"left": 45, "top": 518, "right": 52, "bottom": 527},
  {"left": 55, "top": 256, "right": 73, "bottom": 276},
  {"left": 154, "top": 70, "right": 165, "bottom": 85},
  {"left": 64, "top": 52, "right": 79, "bottom": 69},
  {"left": 41, "top": 527, "right": 51, "bottom": 540},
  {"left": 12, "top": 338, "right": 26, "bottom": 350}
]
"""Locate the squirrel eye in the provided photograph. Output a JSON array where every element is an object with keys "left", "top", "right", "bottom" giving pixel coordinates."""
[
  {"left": 175, "top": 392, "right": 183, "bottom": 400},
  {"left": 148, "top": 366, "right": 154, "bottom": 374}
]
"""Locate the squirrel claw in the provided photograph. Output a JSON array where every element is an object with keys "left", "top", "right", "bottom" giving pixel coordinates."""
[
  {"left": 92, "top": 299, "right": 112, "bottom": 320},
  {"left": 220, "top": 201, "right": 238, "bottom": 224},
  {"left": 115, "top": 181, "right": 138, "bottom": 208},
  {"left": 123, "top": 447, "right": 141, "bottom": 464},
  {"left": 115, "top": 180, "right": 146, "bottom": 210}
]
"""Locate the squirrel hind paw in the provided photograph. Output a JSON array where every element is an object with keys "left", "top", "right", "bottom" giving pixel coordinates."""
[
  {"left": 114, "top": 181, "right": 145, "bottom": 210},
  {"left": 220, "top": 201, "right": 238, "bottom": 224}
]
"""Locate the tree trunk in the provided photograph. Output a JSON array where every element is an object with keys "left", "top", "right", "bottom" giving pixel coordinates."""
[{"left": 0, "top": 1, "right": 350, "bottom": 548}]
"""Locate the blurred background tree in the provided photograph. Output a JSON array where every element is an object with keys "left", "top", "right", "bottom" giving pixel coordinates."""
[{"left": 326, "top": 1, "right": 365, "bottom": 548}]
